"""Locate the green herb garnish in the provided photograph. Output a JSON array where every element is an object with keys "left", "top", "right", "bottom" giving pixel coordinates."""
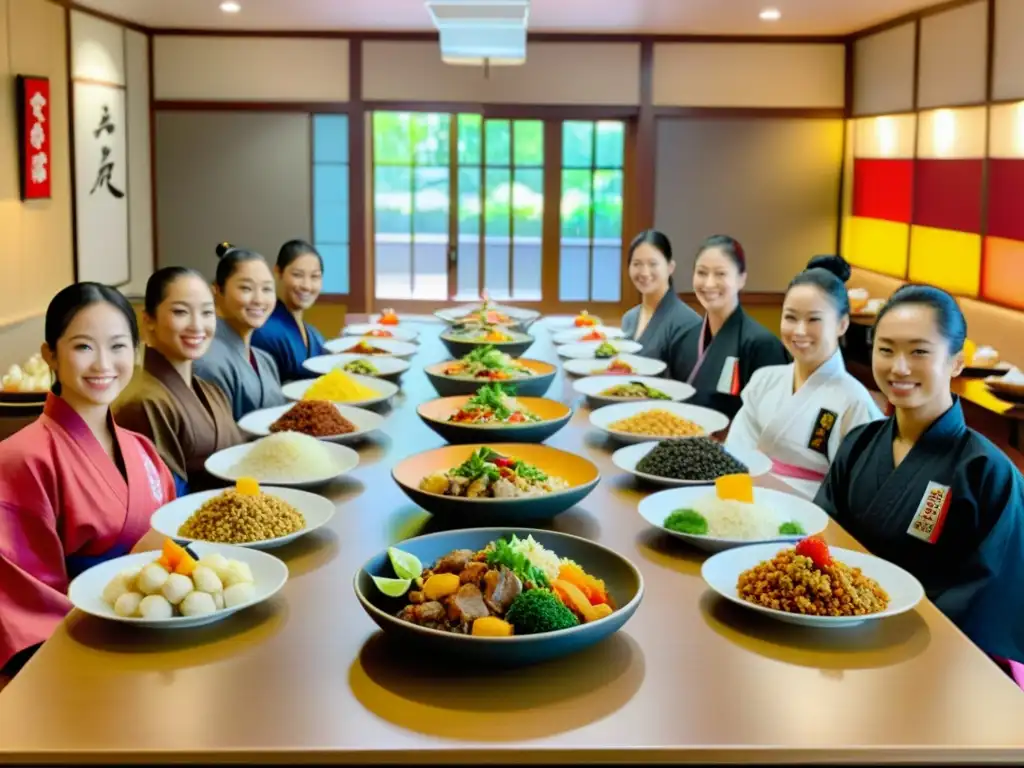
[
  {"left": 778, "top": 521, "right": 806, "bottom": 535},
  {"left": 664, "top": 509, "right": 709, "bottom": 535},
  {"left": 485, "top": 537, "right": 550, "bottom": 587}
]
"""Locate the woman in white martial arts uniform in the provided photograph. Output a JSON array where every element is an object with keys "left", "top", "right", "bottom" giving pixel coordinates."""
[{"left": 725, "top": 255, "right": 883, "bottom": 498}]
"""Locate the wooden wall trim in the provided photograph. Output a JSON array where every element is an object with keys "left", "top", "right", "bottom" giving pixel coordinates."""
[
  {"left": 636, "top": 41, "right": 655, "bottom": 232},
  {"left": 147, "top": 32, "right": 158, "bottom": 272},
  {"left": 653, "top": 106, "right": 846, "bottom": 119},
  {"left": 47, "top": 0, "right": 148, "bottom": 33},
  {"left": 154, "top": 100, "right": 354, "bottom": 113},
  {"left": 849, "top": 0, "right": 984, "bottom": 41},
  {"left": 347, "top": 39, "right": 367, "bottom": 314}
]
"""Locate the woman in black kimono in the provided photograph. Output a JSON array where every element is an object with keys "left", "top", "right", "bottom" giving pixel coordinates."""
[
  {"left": 620, "top": 229, "right": 701, "bottom": 362},
  {"left": 815, "top": 285, "right": 1023, "bottom": 688},
  {"left": 667, "top": 235, "right": 788, "bottom": 417}
]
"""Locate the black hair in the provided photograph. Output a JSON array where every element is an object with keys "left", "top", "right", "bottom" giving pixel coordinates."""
[
  {"left": 144, "top": 266, "right": 207, "bottom": 316},
  {"left": 696, "top": 234, "right": 747, "bottom": 274},
  {"left": 214, "top": 241, "right": 269, "bottom": 290},
  {"left": 628, "top": 229, "right": 675, "bottom": 286},
  {"left": 874, "top": 284, "right": 967, "bottom": 355},
  {"left": 277, "top": 239, "right": 323, "bottom": 272},
  {"left": 787, "top": 254, "right": 852, "bottom": 317}
]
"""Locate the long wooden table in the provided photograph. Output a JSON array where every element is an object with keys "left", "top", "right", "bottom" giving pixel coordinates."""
[{"left": 2, "top": 319, "right": 1023, "bottom": 764}]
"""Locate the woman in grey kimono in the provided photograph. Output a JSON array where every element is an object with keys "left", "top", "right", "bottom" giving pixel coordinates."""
[
  {"left": 193, "top": 243, "right": 288, "bottom": 420},
  {"left": 620, "top": 230, "right": 701, "bottom": 362}
]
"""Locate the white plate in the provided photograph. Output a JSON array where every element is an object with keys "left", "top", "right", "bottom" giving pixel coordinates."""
[
  {"left": 237, "top": 402, "right": 385, "bottom": 442},
  {"left": 590, "top": 400, "right": 730, "bottom": 443},
  {"left": 435, "top": 304, "right": 540, "bottom": 326},
  {"left": 557, "top": 340, "right": 643, "bottom": 359},
  {"left": 563, "top": 354, "right": 667, "bottom": 378},
  {"left": 281, "top": 374, "right": 399, "bottom": 408},
  {"left": 151, "top": 486, "right": 336, "bottom": 549},
  {"left": 544, "top": 314, "right": 604, "bottom": 330},
  {"left": 637, "top": 486, "right": 829, "bottom": 553},
  {"left": 612, "top": 441, "right": 772, "bottom": 487},
  {"left": 323, "top": 337, "right": 418, "bottom": 359},
  {"left": 552, "top": 326, "right": 626, "bottom": 345},
  {"left": 302, "top": 354, "right": 410, "bottom": 379},
  {"left": 701, "top": 543, "right": 925, "bottom": 628},
  {"left": 67, "top": 542, "right": 289, "bottom": 629},
  {"left": 574, "top": 375, "right": 695, "bottom": 407},
  {"left": 205, "top": 439, "right": 360, "bottom": 488},
  {"left": 341, "top": 323, "right": 419, "bottom": 342}
]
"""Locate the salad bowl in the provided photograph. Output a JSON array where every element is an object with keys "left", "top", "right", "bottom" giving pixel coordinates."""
[{"left": 417, "top": 386, "right": 573, "bottom": 444}]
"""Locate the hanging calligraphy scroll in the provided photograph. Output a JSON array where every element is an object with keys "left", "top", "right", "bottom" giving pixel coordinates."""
[
  {"left": 16, "top": 75, "right": 51, "bottom": 201},
  {"left": 73, "top": 81, "right": 129, "bottom": 286}
]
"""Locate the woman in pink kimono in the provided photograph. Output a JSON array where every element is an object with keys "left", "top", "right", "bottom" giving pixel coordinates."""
[{"left": 0, "top": 283, "right": 176, "bottom": 679}]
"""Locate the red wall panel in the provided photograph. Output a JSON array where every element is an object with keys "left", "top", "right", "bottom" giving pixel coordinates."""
[
  {"left": 987, "top": 159, "right": 1024, "bottom": 243},
  {"left": 912, "top": 159, "right": 983, "bottom": 234},
  {"left": 852, "top": 158, "right": 913, "bottom": 224}
]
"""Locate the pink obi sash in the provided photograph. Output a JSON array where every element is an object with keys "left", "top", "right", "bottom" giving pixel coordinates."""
[
  {"left": 993, "top": 656, "right": 1024, "bottom": 690},
  {"left": 771, "top": 460, "right": 827, "bottom": 483}
]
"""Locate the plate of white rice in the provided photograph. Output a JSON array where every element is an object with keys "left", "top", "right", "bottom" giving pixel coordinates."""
[
  {"left": 205, "top": 431, "right": 360, "bottom": 488},
  {"left": 636, "top": 486, "right": 829, "bottom": 553}
]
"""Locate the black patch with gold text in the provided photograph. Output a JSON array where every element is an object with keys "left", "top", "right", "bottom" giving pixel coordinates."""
[{"left": 807, "top": 408, "right": 838, "bottom": 456}]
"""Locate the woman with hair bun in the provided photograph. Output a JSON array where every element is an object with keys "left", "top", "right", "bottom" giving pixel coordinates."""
[
  {"left": 193, "top": 242, "right": 288, "bottom": 420},
  {"left": 815, "top": 284, "right": 1024, "bottom": 688},
  {"left": 726, "top": 254, "right": 882, "bottom": 497}
]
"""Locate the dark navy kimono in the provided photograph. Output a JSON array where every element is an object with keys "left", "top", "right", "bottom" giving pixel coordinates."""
[
  {"left": 667, "top": 306, "right": 788, "bottom": 418},
  {"left": 815, "top": 399, "right": 1024, "bottom": 668},
  {"left": 621, "top": 289, "right": 701, "bottom": 365},
  {"left": 251, "top": 302, "right": 327, "bottom": 382}
]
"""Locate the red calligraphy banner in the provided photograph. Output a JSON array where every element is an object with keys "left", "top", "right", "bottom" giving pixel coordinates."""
[{"left": 16, "top": 75, "right": 51, "bottom": 200}]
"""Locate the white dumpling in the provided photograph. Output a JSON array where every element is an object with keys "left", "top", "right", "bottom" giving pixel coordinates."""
[
  {"left": 223, "top": 582, "right": 255, "bottom": 608},
  {"left": 211, "top": 591, "right": 225, "bottom": 610},
  {"left": 137, "top": 563, "right": 170, "bottom": 595},
  {"left": 191, "top": 565, "right": 223, "bottom": 594},
  {"left": 101, "top": 574, "right": 132, "bottom": 605},
  {"left": 161, "top": 573, "right": 194, "bottom": 605},
  {"left": 117, "top": 567, "right": 142, "bottom": 592},
  {"left": 221, "top": 560, "right": 254, "bottom": 588},
  {"left": 197, "top": 553, "right": 231, "bottom": 580},
  {"left": 179, "top": 591, "right": 217, "bottom": 617},
  {"left": 113, "top": 591, "right": 144, "bottom": 617},
  {"left": 139, "top": 594, "right": 173, "bottom": 620}
]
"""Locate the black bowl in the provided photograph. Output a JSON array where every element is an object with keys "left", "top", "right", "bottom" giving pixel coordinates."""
[
  {"left": 424, "top": 359, "right": 556, "bottom": 398},
  {"left": 440, "top": 332, "right": 535, "bottom": 360}
]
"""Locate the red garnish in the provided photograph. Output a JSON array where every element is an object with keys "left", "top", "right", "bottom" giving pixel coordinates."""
[
  {"left": 581, "top": 330, "right": 606, "bottom": 341},
  {"left": 379, "top": 309, "right": 399, "bottom": 325},
  {"left": 367, "top": 329, "right": 393, "bottom": 337},
  {"left": 508, "top": 411, "right": 526, "bottom": 423},
  {"left": 493, "top": 457, "right": 514, "bottom": 467},
  {"left": 795, "top": 536, "right": 832, "bottom": 569}
]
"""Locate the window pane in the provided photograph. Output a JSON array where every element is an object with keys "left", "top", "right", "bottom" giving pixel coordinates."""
[
  {"left": 485, "top": 119, "right": 510, "bottom": 166},
  {"left": 484, "top": 240, "right": 510, "bottom": 300},
  {"left": 413, "top": 167, "right": 449, "bottom": 235},
  {"left": 374, "top": 166, "right": 411, "bottom": 235},
  {"left": 513, "top": 120, "right": 543, "bottom": 166},
  {"left": 412, "top": 238, "right": 447, "bottom": 300},
  {"left": 513, "top": 240, "right": 541, "bottom": 300},
  {"left": 485, "top": 168, "right": 511, "bottom": 237},
  {"left": 458, "top": 114, "right": 482, "bottom": 165},
  {"left": 313, "top": 115, "right": 348, "bottom": 164},
  {"left": 595, "top": 121, "right": 625, "bottom": 168},
  {"left": 559, "top": 245, "right": 590, "bottom": 302},
  {"left": 456, "top": 237, "right": 480, "bottom": 300},
  {"left": 563, "top": 121, "right": 594, "bottom": 168},
  {"left": 591, "top": 244, "right": 621, "bottom": 303},
  {"left": 317, "top": 243, "right": 349, "bottom": 295},
  {"left": 458, "top": 166, "right": 481, "bottom": 236},
  {"left": 593, "top": 169, "right": 623, "bottom": 240},
  {"left": 561, "top": 169, "right": 592, "bottom": 239},
  {"left": 513, "top": 168, "right": 543, "bottom": 239},
  {"left": 375, "top": 235, "right": 412, "bottom": 299},
  {"left": 411, "top": 113, "right": 450, "bottom": 166},
  {"left": 373, "top": 112, "right": 411, "bottom": 164},
  {"left": 313, "top": 165, "right": 349, "bottom": 244}
]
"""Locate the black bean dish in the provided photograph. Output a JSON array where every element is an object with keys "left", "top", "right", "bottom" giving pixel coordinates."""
[{"left": 635, "top": 437, "right": 749, "bottom": 481}]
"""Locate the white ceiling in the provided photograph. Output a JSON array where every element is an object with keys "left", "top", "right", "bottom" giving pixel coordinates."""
[{"left": 74, "top": 0, "right": 938, "bottom": 35}]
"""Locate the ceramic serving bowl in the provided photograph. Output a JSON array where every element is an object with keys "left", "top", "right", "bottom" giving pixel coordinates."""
[
  {"left": 424, "top": 359, "right": 556, "bottom": 398},
  {"left": 435, "top": 304, "right": 541, "bottom": 331},
  {"left": 302, "top": 353, "right": 410, "bottom": 382},
  {"left": 324, "top": 337, "right": 419, "bottom": 359},
  {"left": 440, "top": 329, "right": 535, "bottom": 360},
  {"left": 417, "top": 395, "right": 573, "bottom": 444},
  {"left": 392, "top": 443, "right": 600, "bottom": 523}
]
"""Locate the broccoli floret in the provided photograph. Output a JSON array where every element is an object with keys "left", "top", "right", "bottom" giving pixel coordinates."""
[
  {"left": 664, "top": 509, "right": 708, "bottom": 535},
  {"left": 505, "top": 589, "right": 579, "bottom": 634},
  {"left": 779, "top": 521, "right": 806, "bottom": 535}
]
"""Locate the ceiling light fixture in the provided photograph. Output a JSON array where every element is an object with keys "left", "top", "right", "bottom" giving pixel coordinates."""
[
  {"left": 220, "top": 1, "right": 241, "bottom": 12},
  {"left": 759, "top": 7, "right": 781, "bottom": 21}
]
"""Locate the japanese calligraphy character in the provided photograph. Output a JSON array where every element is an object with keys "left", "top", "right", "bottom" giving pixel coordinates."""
[
  {"left": 30, "top": 152, "right": 48, "bottom": 185},
  {"left": 29, "top": 92, "right": 47, "bottom": 123},
  {"left": 90, "top": 147, "right": 124, "bottom": 198},
  {"left": 29, "top": 122, "right": 45, "bottom": 151},
  {"left": 93, "top": 105, "right": 115, "bottom": 138}
]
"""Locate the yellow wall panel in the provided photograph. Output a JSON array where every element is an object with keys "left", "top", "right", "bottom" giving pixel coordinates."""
[
  {"left": 842, "top": 216, "right": 909, "bottom": 277},
  {"left": 989, "top": 101, "right": 1024, "bottom": 158},
  {"left": 853, "top": 114, "right": 917, "bottom": 158},
  {"left": 908, "top": 225, "right": 982, "bottom": 296},
  {"left": 917, "top": 107, "right": 988, "bottom": 158}
]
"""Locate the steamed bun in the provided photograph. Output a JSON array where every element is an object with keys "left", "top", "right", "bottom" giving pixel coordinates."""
[
  {"left": 138, "top": 563, "right": 170, "bottom": 595},
  {"left": 191, "top": 565, "right": 223, "bottom": 594},
  {"left": 180, "top": 591, "right": 217, "bottom": 617},
  {"left": 161, "top": 573, "right": 194, "bottom": 605},
  {"left": 221, "top": 560, "right": 254, "bottom": 588},
  {"left": 139, "top": 594, "right": 173, "bottom": 620},
  {"left": 113, "top": 591, "right": 144, "bottom": 617},
  {"left": 223, "top": 582, "right": 255, "bottom": 608}
]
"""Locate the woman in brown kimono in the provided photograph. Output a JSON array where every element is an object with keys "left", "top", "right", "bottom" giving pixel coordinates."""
[{"left": 114, "top": 267, "right": 244, "bottom": 495}]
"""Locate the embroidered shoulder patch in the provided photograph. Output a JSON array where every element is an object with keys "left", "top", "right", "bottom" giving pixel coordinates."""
[
  {"left": 138, "top": 445, "right": 165, "bottom": 504},
  {"left": 807, "top": 408, "right": 838, "bottom": 456},
  {"left": 907, "top": 481, "right": 952, "bottom": 544}
]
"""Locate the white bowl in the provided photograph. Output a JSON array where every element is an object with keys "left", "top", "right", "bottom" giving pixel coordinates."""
[
  {"left": 324, "top": 337, "right": 418, "bottom": 359},
  {"left": 701, "top": 543, "right": 925, "bottom": 628},
  {"left": 637, "top": 486, "right": 829, "bottom": 553},
  {"left": 237, "top": 402, "right": 385, "bottom": 443},
  {"left": 281, "top": 374, "right": 399, "bottom": 409},
  {"left": 552, "top": 326, "right": 626, "bottom": 345},
  {"left": 151, "top": 486, "right": 336, "bottom": 549},
  {"left": 435, "top": 304, "right": 540, "bottom": 326},
  {"left": 341, "top": 323, "right": 419, "bottom": 342},
  {"left": 574, "top": 375, "right": 695, "bottom": 407},
  {"left": 563, "top": 354, "right": 667, "bottom": 378},
  {"left": 67, "top": 542, "right": 289, "bottom": 629},
  {"left": 302, "top": 354, "right": 410, "bottom": 380},
  {"left": 204, "top": 439, "right": 360, "bottom": 488},
  {"left": 612, "top": 441, "right": 772, "bottom": 487},
  {"left": 590, "top": 400, "right": 729, "bottom": 443},
  {"left": 557, "top": 340, "right": 643, "bottom": 360}
]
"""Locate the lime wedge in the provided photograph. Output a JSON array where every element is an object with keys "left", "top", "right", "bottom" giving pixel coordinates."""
[
  {"left": 372, "top": 576, "right": 412, "bottom": 598},
  {"left": 388, "top": 547, "right": 422, "bottom": 581}
]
